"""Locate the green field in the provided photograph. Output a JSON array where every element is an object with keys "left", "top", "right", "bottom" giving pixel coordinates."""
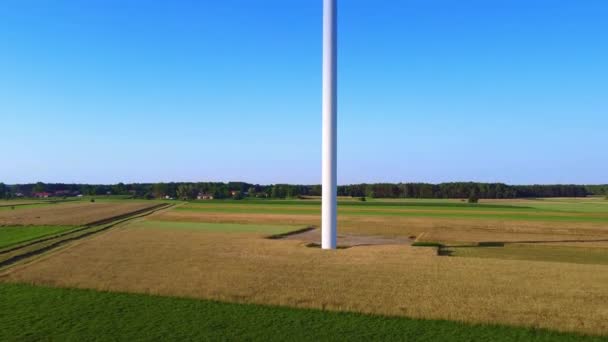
[
  {"left": 0, "top": 283, "right": 602, "bottom": 342},
  {"left": 176, "top": 199, "right": 608, "bottom": 223},
  {"left": 0, "top": 225, "right": 76, "bottom": 249}
]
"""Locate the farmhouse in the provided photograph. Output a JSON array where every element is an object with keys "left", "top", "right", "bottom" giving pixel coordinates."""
[
  {"left": 197, "top": 193, "right": 214, "bottom": 200},
  {"left": 33, "top": 192, "right": 52, "bottom": 198}
]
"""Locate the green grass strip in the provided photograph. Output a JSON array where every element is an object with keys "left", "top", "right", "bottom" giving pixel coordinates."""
[
  {"left": 0, "top": 226, "right": 77, "bottom": 249},
  {"left": 0, "top": 283, "right": 603, "bottom": 341},
  {"left": 175, "top": 206, "right": 608, "bottom": 223},
  {"left": 412, "top": 241, "right": 443, "bottom": 247},
  {"left": 189, "top": 199, "right": 530, "bottom": 209}
]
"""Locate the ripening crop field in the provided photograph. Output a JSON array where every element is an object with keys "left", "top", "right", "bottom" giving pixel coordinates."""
[
  {"left": 1, "top": 197, "right": 608, "bottom": 339},
  {"left": 0, "top": 199, "right": 162, "bottom": 226}
]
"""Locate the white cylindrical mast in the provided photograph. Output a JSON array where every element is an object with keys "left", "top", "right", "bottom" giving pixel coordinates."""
[{"left": 322, "top": 0, "right": 337, "bottom": 250}]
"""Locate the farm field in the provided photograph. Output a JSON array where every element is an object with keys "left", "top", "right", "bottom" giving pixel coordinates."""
[
  {"left": 155, "top": 198, "right": 608, "bottom": 243},
  {"left": 0, "top": 282, "right": 602, "bottom": 342},
  {"left": 0, "top": 225, "right": 76, "bottom": 249},
  {"left": 0, "top": 199, "right": 57, "bottom": 207},
  {"left": 1, "top": 197, "right": 608, "bottom": 339},
  {"left": 0, "top": 198, "right": 170, "bottom": 269},
  {"left": 0, "top": 200, "right": 77, "bottom": 211},
  {"left": 0, "top": 199, "right": 164, "bottom": 226},
  {"left": 449, "top": 243, "right": 608, "bottom": 265}
]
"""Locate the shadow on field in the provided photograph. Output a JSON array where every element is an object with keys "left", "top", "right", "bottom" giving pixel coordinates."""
[
  {"left": 418, "top": 238, "right": 608, "bottom": 257},
  {"left": 270, "top": 227, "right": 414, "bottom": 248},
  {"left": 445, "top": 238, "right": 608, "bottom": 249},
  {"left": 266, "top": 226, "right": 316, "bottom": 240}
]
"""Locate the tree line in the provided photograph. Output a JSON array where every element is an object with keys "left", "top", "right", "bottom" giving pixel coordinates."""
[
  {"left": 585, "top": 185, "right": 608, "bottom": 197},
  {"left": 1, "top": 181, "right": 606, "bottom": 200},
  {"left": 337, "top": 183, "right": 594, "bottom": 199}
]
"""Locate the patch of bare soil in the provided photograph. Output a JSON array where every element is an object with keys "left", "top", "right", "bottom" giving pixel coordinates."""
[{"left": 277, "top": 228, "right": 413, "bottom": 247}]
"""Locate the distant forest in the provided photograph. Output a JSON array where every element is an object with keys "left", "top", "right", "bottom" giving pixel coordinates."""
[{"left": 1, "top": 182, "right": 607, "bottom": 200}]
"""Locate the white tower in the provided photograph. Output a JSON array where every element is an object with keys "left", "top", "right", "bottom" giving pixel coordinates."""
[{"left": 322, "top": 0, "right": 337, "bottom": 250}]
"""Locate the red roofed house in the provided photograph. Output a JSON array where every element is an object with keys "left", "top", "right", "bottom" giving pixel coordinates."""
[{"left": 33, "top": 192, "right": 52, "bottom": 198}]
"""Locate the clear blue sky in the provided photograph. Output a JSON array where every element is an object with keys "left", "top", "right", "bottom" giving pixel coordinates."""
[{"left": 1, "top": 0, "right": 607, "bottom": 185}]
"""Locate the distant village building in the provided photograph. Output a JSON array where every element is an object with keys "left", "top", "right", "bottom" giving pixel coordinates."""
[
  {"left": 197, "top": 193, "right": 214, "bottom": 200},
  {"left": 33, "top": 192, "right": 52, "bottom": 198},
  {"left": 52, "top": 190, "right": 79, "bottom": 197}
]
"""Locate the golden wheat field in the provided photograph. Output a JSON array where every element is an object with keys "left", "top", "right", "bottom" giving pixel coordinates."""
[{"left": 0, "top": 201, "right": 160, "bottom": 226}]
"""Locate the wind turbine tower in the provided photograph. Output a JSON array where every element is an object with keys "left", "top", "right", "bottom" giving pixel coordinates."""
[{"left": 322, "top": 0, "right": 337, "bottom": 250}]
